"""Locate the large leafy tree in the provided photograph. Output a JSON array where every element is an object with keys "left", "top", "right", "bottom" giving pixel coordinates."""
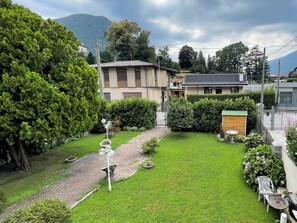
[
  {"left": 157, "top": 46, "right": 180, "bottom": 71},
  {"left": 104, "top": 20, "right": 155, "bottom": 62},
  {"left": 178, "top": 45, "right": 195, "bottom": 69},
  {"left": 216, "top": 42, "right": 249, "bottom": 73},
  {"left": 0, "top": 0, "right": 100, "bottom": 170}
]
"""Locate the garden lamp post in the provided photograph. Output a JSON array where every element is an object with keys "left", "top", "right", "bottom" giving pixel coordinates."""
[{"left": 99, "top": 143, "right": 115, "bottom": 192}]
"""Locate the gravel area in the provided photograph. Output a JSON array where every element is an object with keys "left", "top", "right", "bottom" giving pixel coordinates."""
[{"left": 0, "top": 127, "right": 170, "bottom": 220}]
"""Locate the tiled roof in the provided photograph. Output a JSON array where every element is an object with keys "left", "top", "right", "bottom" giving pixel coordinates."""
[
  {"left": 101, "top": 60, "right": 154, "bottom": 67},
  {"left": 90, "top": 60, "right": 177, "bottom": 73},
  {"left": 183, "top": 73, "right": 248, "bottom": 86}
]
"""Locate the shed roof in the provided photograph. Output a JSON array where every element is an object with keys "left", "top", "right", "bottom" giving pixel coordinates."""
[{"left": 221, "top": 110, "right": 248, "bottom": 116}]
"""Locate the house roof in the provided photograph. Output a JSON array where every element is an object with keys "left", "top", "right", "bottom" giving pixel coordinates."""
[
  {"left": 90, "top": 60, "right": 177, "bottom": 73},
  {"left": 221, "top": 110, "right": 248, "bottom": 116},
  {"left": 182, "top": 73, "right": 248, "bottom": 87}
]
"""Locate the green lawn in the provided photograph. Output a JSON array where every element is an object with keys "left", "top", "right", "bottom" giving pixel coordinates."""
[
  {"left": 71, "top": 132, "right": 278, "bottom": 223},
  {"left": 0, "top": 131, "right": 140, "bottom": 207}
]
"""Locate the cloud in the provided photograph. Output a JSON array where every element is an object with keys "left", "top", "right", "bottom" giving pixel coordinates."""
[{"left": 11, "top": 0, "right": 297, "bottom": 61}]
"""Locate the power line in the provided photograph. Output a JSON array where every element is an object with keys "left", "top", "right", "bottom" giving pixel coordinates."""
[{"left": 267, "top": 35, "right": 297, "bottom": 57}]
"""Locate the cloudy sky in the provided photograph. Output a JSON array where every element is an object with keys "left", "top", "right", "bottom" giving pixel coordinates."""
[{"left": 12, "top": 0, "right": 297, "bottom": 61}]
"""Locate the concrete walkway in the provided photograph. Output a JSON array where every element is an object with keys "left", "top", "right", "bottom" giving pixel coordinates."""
[{"left": 0, "top": 127, "right": 170, "bottom": 220}]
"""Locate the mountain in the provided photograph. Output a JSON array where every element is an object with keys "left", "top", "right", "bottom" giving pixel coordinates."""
[
  {"left": 55, "top": 14, "right": 111, "bottom": 54},
  {"left": 269, "top": 50, "right": 297, "bottom": 74}
]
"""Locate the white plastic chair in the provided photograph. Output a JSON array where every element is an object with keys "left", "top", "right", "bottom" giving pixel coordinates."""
[{"left": 256, "top": 176, "right": 275, "bottom": 202}]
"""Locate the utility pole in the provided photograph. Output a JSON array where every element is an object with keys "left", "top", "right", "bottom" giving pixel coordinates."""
[
  {"left": 276, "top": 60, "right": 281, "bottom": 107},
  {"left": 260, "top": 47, "right": 266, "bottom": 125},
  {"left": 95, "top": 39, "right": 104, "bottom": 96}
]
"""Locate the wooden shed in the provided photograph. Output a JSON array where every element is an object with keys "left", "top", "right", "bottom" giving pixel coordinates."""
[{"left": 221, "top": 110, "right": 248, "bottom": 136}]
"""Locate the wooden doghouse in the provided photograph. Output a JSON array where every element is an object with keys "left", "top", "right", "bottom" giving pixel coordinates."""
[{"left": 221, "top": 110, "right": 247, "bottom": 136}]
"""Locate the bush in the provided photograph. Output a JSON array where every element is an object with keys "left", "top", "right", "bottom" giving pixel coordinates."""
[
  {"left": 0, "top": 188, "right": 6, "bottom": 213},
  {"left": 187, "top": 88, "right": 275, "bottom": 109},
  {"left": 286, "top": 126, "right": 297, "bottom": 161},
  {"left": 131, "top": 126, "right": 138, "bottom": 131},
  {"left": 244, "top": 133, "right": 264, "bottom": 150},
  {"left": 139, "top": 127, "right": 146, "bottom": 131},
  {"left": 109, "top": 97, "right": 158, "bottom": 129},
  {"left": 2, "top": 199, "right": 71, "bottom": 223},
  {"left": 142, "top": 137, "right": 159, "bottom": 154},
  {"left": 166, "top": 97, "right": 194, "bottom": 132},
  {"left": 91, "top": 99, "right": 110, "bottom": 133},
  {"left": 242, "top": 145, "right": 286, "bottom": 190},
  {"left": 192, "top": 97, "right": 257, "bottom": 133}
]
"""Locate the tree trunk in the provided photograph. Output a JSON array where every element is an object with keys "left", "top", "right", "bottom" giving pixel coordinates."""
[
  {"left": 6, "top": 137, "right": 31, "bottom": 171},
  {"left": 17, "top": 138, "right": 31, "bottom": 171}
]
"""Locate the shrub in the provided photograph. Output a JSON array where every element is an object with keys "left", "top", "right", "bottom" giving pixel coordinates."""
[
  {"left": 0, "top": 188, "right": 6, "bottom": 213},
  {"left": 166, "top": 97, "right": 194, "bottom": 132},
  {"left": 192, "top": 97, "right": 257, "bottom": 133},
  {"left": 109, "top": 97, "right": 158, "bottom": 129},
  {"left": 242, "top": 144, "right": 286, "bottom": 190},
  {"left": 142, "top": 137, "right": 159, "bottom": 154},
  {"left": 187, "top": 88, "right": 275, "bottom": 109},
  {"left": 286, "top": 126, "right": 297, "bottom": 161},
  {"left": 236, "top": 135, "right": 246, "bottom": 143},
  {"left": 91, "top": 99, "right": 110, "bottom": 133},
  {"left": 131, "top": 126, "right": 138, "bottom": 131},
  {"left": 2, "top": 199, "right": 71, "bottom": 223},
  {"left": 112, "top": 116, "right": 121, "bottom": 133},
  {"left": 139, "top": 127, "right": 146, "bottom": 131},
  {"left": 244, "top": 133, "right": 264, "bottom": 150}
]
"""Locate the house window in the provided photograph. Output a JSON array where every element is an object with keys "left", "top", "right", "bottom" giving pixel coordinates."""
[
  {"left": 104, "top": 92, "right": 111, "bottom": 101},
  {"left": 231, "top": 87, "right": 239, "bottom": 93},
  {"left": 103, "top": 68, "right": 109, "bottom": 88},
  {"left": 123, "top": 92, "right": 142, "bottom": 99},
  {"left": 117, "top": 68, "right": 127, "bottom": 87},
  {"left": 280, "top": 92, "right": 292, "bottom": 104},
  {"left": 216, "top": 88, "right": 222, "bottom": 94},
  {"left": 135, "top": 69, "right": 141, "bottom": 87},
  {"left": 204, "top": 87, "right": 212, "bottom": 94}
]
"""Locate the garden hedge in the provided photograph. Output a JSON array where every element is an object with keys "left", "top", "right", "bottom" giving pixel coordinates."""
[
  {"left": 192, "top": 97, "right": 257, "bottom": 134},
  {"left": 109, "top": 97, "right": 158, "bottom": 129},
  {"left": 187, "top": 88, "right": 275, "bottom": 109},
  {"left": 2, "top": 199, "right": 70, "bottom": 223}
]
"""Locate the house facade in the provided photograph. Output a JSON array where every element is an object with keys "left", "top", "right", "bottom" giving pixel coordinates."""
[
  {"left": 182, "top": 73, "right": 248, "bottom": 95},
  {"left": 91, "top": 61, "right": 177, "bottom": 108},
  {"left": 276, "top": 82, "right": 297, "bottom": 109}
]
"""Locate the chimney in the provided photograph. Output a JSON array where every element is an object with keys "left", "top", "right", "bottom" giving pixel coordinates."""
[{"left": 239, "top": 73, "right": 244, "bottom": 82}]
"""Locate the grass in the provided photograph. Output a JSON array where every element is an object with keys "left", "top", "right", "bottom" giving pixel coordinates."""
[
  {"left": 71, "top": 132, "right": 278, "bottom": 223},
  {"left": 0, "top": 131, "right": 140, "bottom": 207}
]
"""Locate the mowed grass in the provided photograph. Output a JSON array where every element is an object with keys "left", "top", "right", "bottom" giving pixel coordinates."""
[
  {"left": 71, "top": 132, "right": 278, "bottom": 223},
  {"left": 0, "top": 131, "right": 140, "bottom": 207}
]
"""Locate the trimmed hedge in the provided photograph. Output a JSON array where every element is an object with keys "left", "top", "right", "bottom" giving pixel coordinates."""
[
  {"left": 2, "top": 199, "right": 71, "bottom": 223},
  {"left": 187, "top": 88, "right": 275, "bottom": 109},
  {"left": 109, "top": 97, "right": 158, "bottom": 129},
  {"left": 192, "top": 97, "right": 257, "bottom": 134}
]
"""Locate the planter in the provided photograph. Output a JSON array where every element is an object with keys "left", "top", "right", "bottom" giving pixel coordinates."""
[
  {"left": 65, "top": 156, "right": 77, "bottom": 163},
  {"left": 143, "top": 161, "right": 154, "bottom": 169}
]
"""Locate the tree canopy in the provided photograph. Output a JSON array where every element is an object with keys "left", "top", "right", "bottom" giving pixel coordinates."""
[
  {"left": 0, "top": 0, "right": 101, "bottom": 170},
  {"left": 178, "top": 45, "right": 195, "bottom": 69},
  {"left": 104, "top": 20, "right": 155, "bottom": 62}
]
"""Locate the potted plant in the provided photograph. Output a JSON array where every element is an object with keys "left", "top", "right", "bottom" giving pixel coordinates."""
[{"left": 143, "top": 160, "right": 154, "bottom": 169}]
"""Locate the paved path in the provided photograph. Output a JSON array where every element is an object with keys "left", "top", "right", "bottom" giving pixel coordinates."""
[{"left": 0, "top": 127, "right": 170, "bottom": 220}]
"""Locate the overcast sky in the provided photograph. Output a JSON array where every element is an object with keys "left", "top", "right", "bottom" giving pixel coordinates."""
[{"left": 12, "top": 0, "right": 297, "bottom": 61}]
